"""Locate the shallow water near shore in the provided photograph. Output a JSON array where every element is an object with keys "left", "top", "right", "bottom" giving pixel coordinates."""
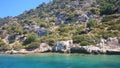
[{"left": 0, "top": 53, "right": 120, "bottom": 68}]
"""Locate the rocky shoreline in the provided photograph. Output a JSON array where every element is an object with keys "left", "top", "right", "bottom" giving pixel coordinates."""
[
  {"left": 0, "top": 37, "right": 120, "bottom": 55},
  {"left": 0, "top": 48, "right": 120, "bottom": 55},
  {"left": 0, "top": 45, "right": 120, "bottom": 55}
]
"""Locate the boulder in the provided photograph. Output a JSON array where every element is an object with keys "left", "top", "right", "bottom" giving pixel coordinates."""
[
  {"left": 36, "top": 43, "right": 52, "bottom": 53},
  {"left": 10, "top": 50, "right": 19, "bottom": 54},
  {"left": 36, "top": 28, "right": 49, "bottom": 37},
  {"left": 79, "top": 14, "right": 89, "bottom": 22},
  {"left": 96, "top": 38, "right": 107, "bottom": 48},
  {"left": 106, "top": 37, "right": 120, "bottom": 47},
  {"left": 54, "top": 40, "right": 73, "bottom": 53},
  {"left": 86, "top": 12, "right": 94, "bottom": 18}
]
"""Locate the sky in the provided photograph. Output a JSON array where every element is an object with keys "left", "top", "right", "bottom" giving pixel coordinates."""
[{"left": 0, "top": 0, "right": 51, "bottom": 18}]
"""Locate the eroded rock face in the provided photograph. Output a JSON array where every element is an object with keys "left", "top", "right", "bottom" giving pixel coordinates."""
[
  {"left": 97, "top": 37, "right": 120, "bottom": 49},
  {"left": 71, "top": 46, "right": 88, "bottom": 53},
  {"left": 5, "top": 49, "right": 30, "bottom": 54},
  {"left": 106, "top": 37, "right": 120, "bottom": 46},
  {"left": 54, "top": 40, "right": 73, "bottom": 53},
  {"left": 106, "top": 49, "right": 120, "bottom": 55},
  {"left": 2, "top": 37, "right": 120, "bottom": 55},
  {"left": 35, "top": 43, "right": 52, "bottom": 53},
  {"left": 71, "top": 45, "right": 106, "bottom": 54},
  {"left": 83, "top": 46, "right": 106, "bottom": 54},
  {"left": 71, "top": 37, "right": 120, "bottom": 54}
]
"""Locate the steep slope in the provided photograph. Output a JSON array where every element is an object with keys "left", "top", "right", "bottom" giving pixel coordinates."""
[{"left": 0, "top": 0, "right": 120, "bottom": 51}]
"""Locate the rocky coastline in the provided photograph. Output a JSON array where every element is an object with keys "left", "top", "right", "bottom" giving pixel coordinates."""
[{"left": 0, "top": 37, "right": 120, "bottom": 55}]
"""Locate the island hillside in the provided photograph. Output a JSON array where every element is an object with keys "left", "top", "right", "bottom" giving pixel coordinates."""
[{"left": 0, "top": 0, "right": 120, "bottom": 54}]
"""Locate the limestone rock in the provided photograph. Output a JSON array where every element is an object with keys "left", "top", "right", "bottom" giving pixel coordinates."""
[
  {"left": 54, "top": 40, "right": 73, "bottom": 53},
  {"left": 71, "top": 45, "right": 106, "bottom": 54},
  {"left": 35, "top": 43, "right": 52, "bottom": 53},
  {"left": 106, "top": 49, "right": 120, "bottom": 55}
]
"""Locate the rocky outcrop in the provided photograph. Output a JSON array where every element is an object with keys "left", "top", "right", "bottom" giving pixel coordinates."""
[
  {"left": 71, "top": 45, "right": 106, "bottom": 54},
  {"left": 71, "top": 46, "right": 88, "bottom": 53},
  {"left": 5, "top": 49, "right": 32, "bottom": 54},
  {"left": 71, "top": 37, "right": 120, "bottom": 54},
  {"left": 34, "top": 43, "right": 52, "bottom": 53},
  {"left": 1, "top": 38, "right": 120, "bottom": 55},
  {"left": 53, "top": 40, "right": 73, "bottom": 53},
  {"left": 106, "top": 49, "right": 120, "bottom": 55},
  {"left": 97, "top": 37, "right": 120, "bottom": 49}
]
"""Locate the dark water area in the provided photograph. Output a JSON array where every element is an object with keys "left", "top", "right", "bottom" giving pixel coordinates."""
[{"left": 0, "top": 54, "right": 120, "bottom": 68}]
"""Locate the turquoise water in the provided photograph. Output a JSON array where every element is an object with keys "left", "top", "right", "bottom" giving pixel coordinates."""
[{"left": 0, "top": 54, "right": 120, "bottom": 68}]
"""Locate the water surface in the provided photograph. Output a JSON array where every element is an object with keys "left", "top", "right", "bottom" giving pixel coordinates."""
[{"left": 0, "top": 54, "right": 120, "bottom": 68}]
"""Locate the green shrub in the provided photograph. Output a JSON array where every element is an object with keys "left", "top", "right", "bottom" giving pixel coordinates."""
[
  {"left": 102, "top": 15, "right": 119, "bottom": 22},
  {"left": 80, "top": 41, "right": 89, "bottom": 46},
  {"left": 0, "top": 42, "right": 11, "bottom": 51},
  {"left": 102, "top": 31, "right": 117, "bottom": 39},
  {"left": 59, "top": 26, "right": 69, "bottom": 33},
  {"left": 13, "top": 45, "right": 24, "bottom": 51},
  {"left": 25, "top": 42, "right": 40, "bottom": 50},
  {"left": 47, "top": 38, "right": 55, "bottom": 46},
  {"left": 23, "top": 33, "right": 38, "bottom": 45},
  {"left": 87, "top": 19, "right": 97, "bottom": 29},
  {"left": 23, "top": 30, "right": 29, "bottom": 34},
  {"left": 108, "top": 24, "right": 120, "bottom": 31},
  {"left": 73, "top": 35, "right": 87, "bottom": 43},
  {"left": 116, "top": 20, "right": 120, "bottom": 24},
  {"left": 97, "top": 0, "right": 119, "bottom": 15},
  {"left": 90, "top": 8, "right": 100, "bottom": 15},
  {"left": 99, "top": 24, "right": 108, "bottom": 29}
]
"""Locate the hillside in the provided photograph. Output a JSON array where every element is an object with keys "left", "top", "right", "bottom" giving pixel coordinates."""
[{"left": 0, "top": 0, "right": 120, "bottom": 52}]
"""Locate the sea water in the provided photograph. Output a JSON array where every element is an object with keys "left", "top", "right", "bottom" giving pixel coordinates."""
[{"left": 0, "top": 54, "right": 120, "bottom": 68}]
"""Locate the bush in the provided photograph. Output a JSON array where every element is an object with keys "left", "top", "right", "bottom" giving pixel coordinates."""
[
  {"left": 102, "top": 31, "right": 117, "bottom": 39},
  {"left": 23, "top": 33, "right": 38, "bottom": 45},
  {"left": 102, "top": 15, "right": 119, "bottom": 22},
  {"left": 80, "top": 41, "right": 89, "bottom": 46},
  {"left": 47, "top": 38, "right": 55, "bottom": 46},
  {"left": 97, "top": 0, "right": 119, "bottom": 15},
  {"left": 90, "top": 8, "right": 100, "bottom": 15},
  {"left": 59, "top": 26, "right": 69, "bottom": 33},
  {"left": 87, "top": 19, "right": 97, "bottom": 29},
  {"left": 108, "top": 24, "right": 120, "bottom": 31},
  {"left": 99, "top": 24, "right": 108, "bottom": 29},
  {"left": 0, "top": 42, "right": 11, "bottom": 51},
  {"left": 13, "top": 45, "right": 24, "bottom": 51},
  {"left": 73, "top": 35, "right": 87, "bottom": 43},
  {"left": 23, "top": 30, "right": 29, "bottom": 34},
  {"left": 25, "top": 42, "right": 40, "bottom": 50}
]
